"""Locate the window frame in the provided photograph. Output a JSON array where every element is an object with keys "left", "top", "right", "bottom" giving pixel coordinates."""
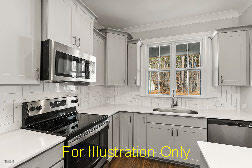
[{"left": 147, "top": 40, "right": 203, "bottom": 97}]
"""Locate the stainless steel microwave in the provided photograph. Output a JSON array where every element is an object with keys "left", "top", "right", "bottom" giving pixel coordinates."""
[{"left": 41, "top": 39, "right": 96, "bottom": 83}]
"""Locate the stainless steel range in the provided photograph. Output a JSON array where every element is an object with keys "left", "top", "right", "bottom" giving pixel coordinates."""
[{"left": 22, "top": 96, "right": 109, "bottom": 168}]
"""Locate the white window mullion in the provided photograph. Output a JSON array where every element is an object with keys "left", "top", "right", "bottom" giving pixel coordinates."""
[
  {"left": 170, "top": 42, "right": 176, "bottom": 95},
  {"left": 187, "top": 43, "right": 190, "bottom": 95}
]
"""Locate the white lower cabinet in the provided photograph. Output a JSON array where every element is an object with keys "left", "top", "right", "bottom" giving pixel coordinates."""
[
  {"left": 133, "top": 113, "right": 147, "bottom": 150},
  {"left": 17, "top": 143, "right": 64, "bottom": 168},
  {"left": 112, "top": 113, "right": 120, "bottom": 149},
  {"left": 120, "top": 112, "right": 133, "bottom": 149},
  {"left": 174, "top": 126, "right": 207, "bottom": 165},
  {"left": 146, "top": 115, "right": 207, "bottom": 166},
  {"left": 110, "top": 112, "right": 206, "bottom": 166},
  {"left": 146, "top": 123, "right": 174, "bottom": 158}
]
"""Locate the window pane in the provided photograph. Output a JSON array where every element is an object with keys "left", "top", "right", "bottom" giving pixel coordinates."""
[
  {"left": 149, "top": 46, "right": 159, "bottom": 69},
  {"left": 176, "top": 70, "right": 188, "bottom": 95},
  {"left": 160, "top": 72, "right": 170, "bottom": 95},
  {"left": 188, "top": 42, "right": 200, "bottom": 68},
  {"left": 149, "top": 71, "right": 159, "bottom": 94},
  {"left": 189, "top": 70, "right": 201, "bottom": 95},
  {"left": 160, "top": 45, "right": 170, "bottom": 70},
  {"left": 176, "top": 44, "right": 187, "bottom": 68}
]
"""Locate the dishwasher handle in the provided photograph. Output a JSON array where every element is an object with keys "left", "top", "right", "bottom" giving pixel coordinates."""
[{"left": 208, "top": 119, "right": 252, "bottom": 127}]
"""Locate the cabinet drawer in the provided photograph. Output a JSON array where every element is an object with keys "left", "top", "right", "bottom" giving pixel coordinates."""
[
  {"left": 146, "top": 114, "right": 207, "bottom": 128},
  {"left": 17, "top": 143, "right": 64, "bottom": 168}
]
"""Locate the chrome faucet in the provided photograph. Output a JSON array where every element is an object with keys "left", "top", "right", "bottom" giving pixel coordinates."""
[{"left": 171, "top": 90, "right": 178, "bottom": 108}]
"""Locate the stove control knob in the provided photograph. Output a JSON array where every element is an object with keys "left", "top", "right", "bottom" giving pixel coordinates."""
[
  {"left": 36, "top": 105, "right": 42, "bottom": 111},
  {"left": 29, "top": 106, "right": 36, "bottom": 111}
]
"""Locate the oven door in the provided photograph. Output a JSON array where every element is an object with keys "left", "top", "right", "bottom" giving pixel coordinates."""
[{"left": 66, "top": 125, "right": 108, "bottom": 168}]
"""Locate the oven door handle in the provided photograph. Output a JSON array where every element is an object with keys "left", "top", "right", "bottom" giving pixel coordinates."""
[{"left": 68, "top": 120, "right": 109, "bottom": 147}]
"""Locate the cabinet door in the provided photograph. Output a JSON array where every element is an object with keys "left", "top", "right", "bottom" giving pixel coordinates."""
[
  {"left": 112, "top": 113, "right": 120, "bottom": 149},
  {"left": 175, "top": 127, "right": 207, "bottom": 165},
  {"left": 72, "top": 5, "right": 94, "bottom": 54},
  {"left": 93, "top": 31, "right": 105, "bottom": 85},
  {"left": 79, "top": 12, "right": 94, "bottom": 54},
  {"left": 120, "top": 113, "right": 133, "bottom": 149},
  {"left": 106, "top": 32, "right": 127, "bottom": 86},
  {"left": 147, "top": 123, "right": 174, "bottom": 159},
  {"left": 0, "top": 0, "right": 41, "bottom": 84},
  {"left": 71, "top": 2, "right": 81, "bottom": 49},
  {"left": 46, "top": 0, "right": 72, "bottom": 46},
  {"left": 218, "top": 31, "right": 249, "bottom": 86},
  {"left": 133, "top": 113, "right": 146, "bottom": 150},
  {"left": 128, "top": 41, "right": 141, "bottom": 86}
]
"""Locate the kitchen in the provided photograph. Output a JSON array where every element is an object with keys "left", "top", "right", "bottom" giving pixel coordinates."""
[{"left": 0, "top": 0, "right": 252, "bottom": 168}]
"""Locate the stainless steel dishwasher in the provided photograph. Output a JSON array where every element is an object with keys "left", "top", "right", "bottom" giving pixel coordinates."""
[{"left": 208, "top": 119, "right": 252, "bottom": 147}]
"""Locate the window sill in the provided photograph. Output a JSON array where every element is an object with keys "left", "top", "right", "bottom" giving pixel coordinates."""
[{"left": 140, "top": 94, "right": 218, "bottom": 99}]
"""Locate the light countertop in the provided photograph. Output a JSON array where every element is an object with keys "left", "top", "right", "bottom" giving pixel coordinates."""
[
  {"left": 197, "top": 141, "right": 252, "bottom": 168},
  {"left": 79, "top": 104, "right": 252, "bottom": 121},
  {"left": 0, "top": 129, "right": 65, "bottom": 168}
]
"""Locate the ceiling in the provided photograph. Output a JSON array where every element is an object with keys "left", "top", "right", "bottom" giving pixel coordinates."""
[{"left": 83, "top": 0, "right": 251, "bottom": 31}]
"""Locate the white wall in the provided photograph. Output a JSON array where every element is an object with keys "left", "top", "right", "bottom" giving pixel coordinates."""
[
  {"left": 239, "top": 5, "right": 252, "bottom": 112},
  {"left": 239, "top": 6, "right": 252, "bottom": 25}
]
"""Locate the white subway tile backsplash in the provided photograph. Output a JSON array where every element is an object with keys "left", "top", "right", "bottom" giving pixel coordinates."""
[{"left": 0, "top": 82, "right": 241, "bottom": 135}]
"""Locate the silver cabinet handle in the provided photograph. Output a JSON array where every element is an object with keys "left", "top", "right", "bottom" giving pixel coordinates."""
[
  {"left": 73, "top": 36, "right": 77, "bottom": 46},
  {"left": 221, "top": 75, "right": 224, "bottom": 84},
  {"left": 171, "top": 129, "right": 174, "bottom": 136},
  {"left": 78, "top": 38, "right": 81, "bottom": 47},
  {"left": 176, "top": 129, "right": 179, "bottom": 136}
]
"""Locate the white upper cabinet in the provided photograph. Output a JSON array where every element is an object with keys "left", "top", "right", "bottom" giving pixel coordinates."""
[
  {"left": 43, "top": 0, "right": 72, "bottom": 46},
  {"left": 128, "top": 40, "right": 142, "bottom": 86},
  {"left": 213, "top": 29, "right": 250, "bottom": 86},
  {"left": 43, "top": 0, "right": 94, "bottom": 54},
  {"left": 93, "top": 31, "right": 105, "bottom": 85},
  {"left": 106, "top": 32, "right": 128, "bottom": 86},
  {"left": 0, "top": 0, "right": 41, "bottom": 84},
  {"left": 78, "top": 11, "right": 94, "bottom": 55}
]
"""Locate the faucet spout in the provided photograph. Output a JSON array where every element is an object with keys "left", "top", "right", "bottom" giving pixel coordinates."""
[{"left": 171, "top": 90, "right": 178, "bottom": 108}]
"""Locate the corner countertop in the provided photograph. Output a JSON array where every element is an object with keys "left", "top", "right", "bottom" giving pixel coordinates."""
[
  {"left": 0, "top": 129, "right": 66, "bottom": 168},
  {"left": 79, "top": 104, "right": 252, "bottom": 121},
  {"left": 197, "top": 141, "right": 252, "bottom": 168}
]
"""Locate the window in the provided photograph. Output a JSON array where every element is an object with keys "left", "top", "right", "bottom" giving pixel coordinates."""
[{"left": 148, "top": 41, "right": 201, "bottom": 96}]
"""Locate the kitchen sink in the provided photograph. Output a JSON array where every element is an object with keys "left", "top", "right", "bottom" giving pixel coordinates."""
[{"left": 153, "top": 108, "right": 198, "bottom": 114}]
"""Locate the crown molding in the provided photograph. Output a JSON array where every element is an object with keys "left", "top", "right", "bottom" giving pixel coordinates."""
[{"left": 123, "top": 9, "right": 240, "bottom": 33}]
